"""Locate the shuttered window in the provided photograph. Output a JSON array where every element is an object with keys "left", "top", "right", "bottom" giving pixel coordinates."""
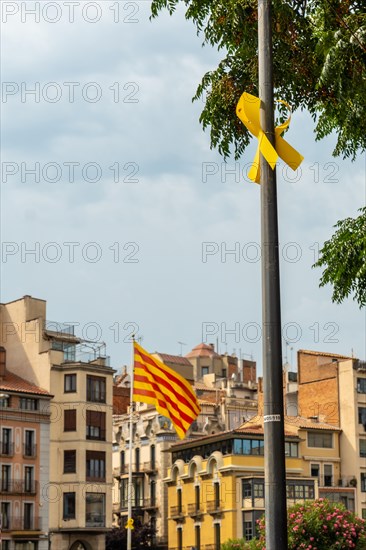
[
  {"left": 64, "top": 450, "right": 76, "bottom": 473},
  {"left": 64, "top": 409, "right": 76, "bottom": 432},
  {"left": 86, "top": 410, "right": 106, "bottom": 441}
]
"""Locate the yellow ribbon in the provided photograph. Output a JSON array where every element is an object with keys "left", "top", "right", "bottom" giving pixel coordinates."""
[
  {"left": 236, "top": 92, "right": 304, "bottom": 184},
  {"left": 125, "top": 518, "right": 134, "bottom": 530}
]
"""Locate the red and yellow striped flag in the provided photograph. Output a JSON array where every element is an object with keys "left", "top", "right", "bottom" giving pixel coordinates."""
[{"left": 133, "top": 341, "right": 201, "bottom": 439}]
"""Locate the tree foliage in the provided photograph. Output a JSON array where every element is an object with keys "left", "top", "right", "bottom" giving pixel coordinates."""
[
  {"left": 105, "top": 517, "right": 158, "bottom": 550},
  {"left": 150, "top": 0, "right": 366, "bottom": 160},
  {"left": 313, "top": 206, "right": 366, "bottom": 307}
]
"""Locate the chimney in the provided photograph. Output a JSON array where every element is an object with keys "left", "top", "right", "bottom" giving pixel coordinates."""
[{"left": 0, "top": 347, "right": 6, "bottom": 380}]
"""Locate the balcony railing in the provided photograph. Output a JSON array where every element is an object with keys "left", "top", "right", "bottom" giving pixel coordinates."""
[
  {"left": 0, "top": 480, "right": 37, "bottom": 494},
  {"left": 1, "top": 516, "right": 42, "bottom": 530},
  {"left": 143, "top": 498, "right": 158, "bottom": 509},
  {"left": 188, "top": 503, "right": 203, "bottom": 517},
  {"left": 206, "top": 500, "right": 222, "bottom": 514},
  {"left": 116, "top": 462, "right": 156, "bottom": 475},
  {"left": 85, "top": 513, "right": 105, "bottom": 527},
  {"left": 0, "top": 441, "right": 14, "bottom": 456},
  {"left": 170, "top": 506, "right": 185, "bottom": 519},
  {"left": 23, "top": 444, "right": 37, "bottom": 458}
]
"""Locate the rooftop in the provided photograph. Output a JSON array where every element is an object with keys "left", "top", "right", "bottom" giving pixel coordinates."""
[
  {"left": 298, "top": 349, "right": 355, "bottom": 360},
  {"left": 154, "top": 353, "right": 192, "bottom": 367},
  {"left": 0, "top": 370, "right": 51, "bottom": 396},
  {"left": 186, "top": 343, "right": 220, "bottom": 359}
]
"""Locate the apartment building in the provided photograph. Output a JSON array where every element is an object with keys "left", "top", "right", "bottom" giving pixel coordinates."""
[
  {"left": 0, "top": 296, "right": 114, "bottom": 550},
  {"left": 0, "top": 346, "right": 52, "bottom": 550},
  {"left": 166, "top": 425, "right": 318, "bottom": 550},
  {"left": 297, "top": 350, "right": 366, "bottom": 517}
]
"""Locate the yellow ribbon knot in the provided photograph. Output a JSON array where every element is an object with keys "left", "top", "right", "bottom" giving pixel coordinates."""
[
  {"left": 125, "top": 518, "right": 134, "bottom": 530},
  {"left": 236, "top": 92, "right": 304, "bottom": 184}
]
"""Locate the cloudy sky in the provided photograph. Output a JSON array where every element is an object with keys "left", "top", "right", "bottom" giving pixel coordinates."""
[{"left": 1, "top": 1, "right": 365, "bottom": 373}]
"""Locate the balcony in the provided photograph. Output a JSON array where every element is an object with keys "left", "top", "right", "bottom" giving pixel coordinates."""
[
  {"left": 0, "top": 441, "right": 14, "bottom": 456},
  {"left": 187, "top": 503, "right": 203, "bottom": 518},
  {"left": 142, "top": 498, "right": 158, "bottom": 510},
  {"left": 206, "top": 500, "right": 222, "bottom": 515},
  {"left": 115, "top": 462, "right": 155, "bottom": 476},
  {"left": 1, "top": 516, "right": 42, "bottom": 531},
  {"left": 170, "top": 505, "right": 185, "bottom": 521},
  {"left": 0, "top": 480, "right": 37, "bottom": 494},
  {"left": 23, "top": 444, "right": 37, "bottom": 458}
]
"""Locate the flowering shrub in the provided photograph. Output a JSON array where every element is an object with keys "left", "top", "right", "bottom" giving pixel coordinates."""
[
  {"left": 249, "top": 499, "right": 366, "bottom": 550},
  {"left": 221, "top": 539, "right": 251, "bottom": 550}
]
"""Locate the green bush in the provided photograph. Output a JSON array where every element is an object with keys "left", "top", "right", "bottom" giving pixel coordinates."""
[{"left": 221, "top": 539, "right": 251, "bottom": 550}]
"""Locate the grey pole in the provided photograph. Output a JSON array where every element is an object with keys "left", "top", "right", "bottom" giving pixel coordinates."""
[{"left": 258, "top": 0, "right": 288, "bottom": 547}]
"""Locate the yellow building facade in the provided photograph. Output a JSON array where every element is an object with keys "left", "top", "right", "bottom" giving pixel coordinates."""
[{"left": 166, "top": 426, "right": 318, "bottom": 550}]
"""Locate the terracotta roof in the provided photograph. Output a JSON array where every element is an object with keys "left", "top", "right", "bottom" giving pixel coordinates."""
[
  {"left": 298, "top": 350, "right": 354, "bottom": 360},
  {"left": 154, "top": 353, "right": 192, "bottom": 367},
  {"left": 194, "top": 383, "right": 218, "bottom": 392},
  {"left": 235, "top": 425, "right": 298, "bottom": 438},
  {"left": 293, "top": 417, "right": 341, "bottom": 431},
  {"left": 0, "top": 370, "right": 51, "bottom": 396},
  {"left": 239, "top": 416, "right": 340, "bottom": 432},
  {"left": 186, "top": 343, "right": 220, "bottom": 359}
]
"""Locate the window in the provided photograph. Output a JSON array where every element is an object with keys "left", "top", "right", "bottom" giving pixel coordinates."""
[
  {"left": 362, "top": 509, "right": 366, "bottom": 520},
  {"left": 64, "top": 409, "right": 76, "bottom": 431},
  {"left": 150, "top": 445, "right": 156, "bottom": 469},
  {"left": 0, "top": 396, "right": 10, "bottom": 408},
  {"left": 135, "top": 448, "right": 140, "bottom": 471},
  {"left": 253, "top": 483, "right": 264, "bottom": 498},
  {"left": 120, "top": 450, "right": 125, "bottom": 473},
  {"left": 222, "top": 369, "right": 227, "bottom": 378},
  {"left": 360, "top": 439, "right": 366, "bottom": 458},
  {"left": 63, "top": 492, "right": 76, "bottom": 519},
  {"left": 1, "top": 428, "right": 12, "bottom": 456},
  {"left": 24, "top": 502, "right": 33, "bottom": 529},
  {"left": 86, "top": 451, "right": 106, "bottom": 481},
  {"left": 85, "top": 493, "right": 105, "bottom": 527},
  {"left": 24, "top": 466, "right": 34, "bottom": 492},
  {"left": 86, "top": 376, "right": 106, "bottom": 403},
  {"left": 243, "top": 482, "right": 252, "bottom": 498},
  {"left": 286, "top": 482, "right": 315, "bottom": 499},
  {"left": 19, "top": 398, "right": 38, "bottom": 410},
  {"left": 177, "top": 528, "right": 183, "bottom": 550},
  {"left": 1, "top": 465, "right": 11, "bottom": 491},
  {"left": 201, "top": 367, "right": 209, "bottom": 376},
  {"left": 243, "top": 512, "right": 254, "bottom": 541},
  {"left": 177, "top": 488, "right": 182, "bottom": 514},
  {"left": 361, "top": 473, "right": 366, "bottom": 492},
  {"left": 214, "top": 523, "right": 221, "bottom": 550},
  {"left": 86, "top": 410, "right": 106, "bottom": 440},
  {"left": 307, "top": 431, "right": 333, "bottom": 448},
  {"left": 214, "top": 483, "right": 220, "bottom": 508},
  {"left": 195, "top": 484, "right": 200, "bottom": 511},
  {"left": 358, "top": 407, "right": 366, "bottom": 426},
  {"left": 285, "top": 442, "right": 298, "bottom": 457},
  {"left": 195, "top": 525, "right": 201, "bottom": 550},
  {"left": 1, "top": 502, "right": 10, "bottom": 529},
  {"left": 150, "top": 480, "right": 156, "bottom": 506},
  {"left": 64, "top": 374, "right": 76, "bottom": 393},
  {"left": 24, "top": 430, "right": 36, "bottom": 457},
  {"left": 235, "top": 438, "right": 264, "bottom": 455},
  {"left": 324, "top": 464, "right": 333, "bottom": 487},
  {"left": 357, "top": 378, "right": 366, "bottom": 393},
  {"left": 64, "top": 450, "right": 76, "bottom": 473},
  {"left": 311, "top": 464, "right": 320, "bottom": 478}
]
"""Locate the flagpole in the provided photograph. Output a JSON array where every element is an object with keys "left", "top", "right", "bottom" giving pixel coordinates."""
[
  {"left": 258, "top": 0, "right": 288, "bottom": 547},
  {"left": 127, "top": 335, "right": 135, "bottom": 550}
]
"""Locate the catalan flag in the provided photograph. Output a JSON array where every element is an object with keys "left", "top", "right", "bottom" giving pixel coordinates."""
[{"left": 133, "top": 341, "right": 201, "bottom": 439}]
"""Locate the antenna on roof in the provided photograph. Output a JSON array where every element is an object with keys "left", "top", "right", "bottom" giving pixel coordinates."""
[{"left": 178, "top": 341, "right": 186, "bottom": 356}]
